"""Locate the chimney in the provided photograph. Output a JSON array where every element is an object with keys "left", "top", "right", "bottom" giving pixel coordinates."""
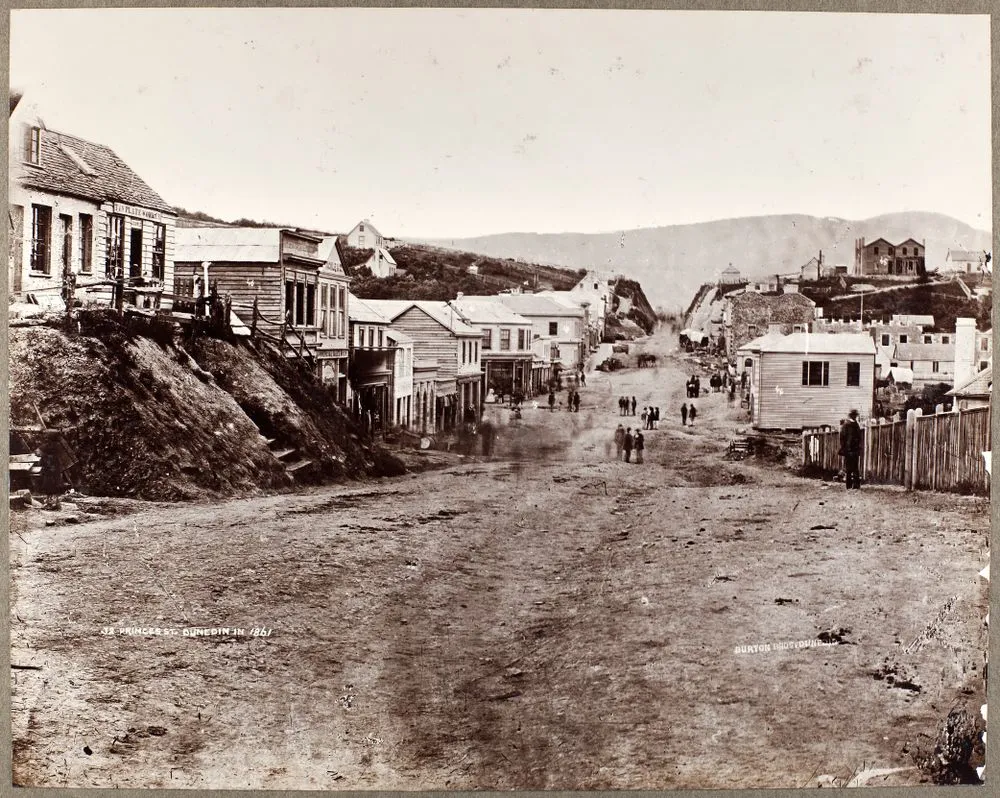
[{"left": 954, "top": 317, "right": 978, "bottom": 390}]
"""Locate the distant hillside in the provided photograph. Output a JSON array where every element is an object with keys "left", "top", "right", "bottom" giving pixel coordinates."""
[
  {"left": 418, "top": 212, "right": 991, "bottom": 310},
  {"left": 349, "top": 243, "right": 584, "bottom": 301}
]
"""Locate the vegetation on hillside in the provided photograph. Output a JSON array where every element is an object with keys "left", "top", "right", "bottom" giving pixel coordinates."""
[
  {"left": 818, "top": 281, "right": 990, "bottom": 331},
  {"left": 611, "top": 277, "right": 657, "bottom": 334}
]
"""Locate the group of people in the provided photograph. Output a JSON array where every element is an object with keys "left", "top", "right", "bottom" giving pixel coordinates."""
[
  {"left": 613, "top": 424, "right": 645, "bottom": 463},
  {"left": 640, "top": 406, "right": 660, "bottom": 430},
  {"left": 566, "top": 389, "right": 582, "bottom": 412},
  {"left": 618, "top": 395, "right": 638, "bottom": 416},
  {"left": 685, "top": 376, "right": 701, "bottom": 398},
  {"left": 680, "top": 402, "right": 698, "bottom": 426}
]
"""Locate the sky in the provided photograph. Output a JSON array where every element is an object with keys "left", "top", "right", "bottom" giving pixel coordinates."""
[{"left": 9, "top": 8, "right": 993, "bottom": 239}]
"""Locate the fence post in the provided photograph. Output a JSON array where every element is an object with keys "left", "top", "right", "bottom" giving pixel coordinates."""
[
  {"left": 802, "top": 430, "right": 809, "bottom": 469},
  {"left": 904, "top": 408, "right": 921, "bottom": 491},
  {"left": 955, "top": 407, "right": 964, "bottom": 488},
  {"left": 251, "top": 297, "right": 258, "bottom": 338}
]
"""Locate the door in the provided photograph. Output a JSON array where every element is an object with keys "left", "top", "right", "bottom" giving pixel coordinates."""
[{"left": 129, "top": 227, "right": 143, "bottom": 278}]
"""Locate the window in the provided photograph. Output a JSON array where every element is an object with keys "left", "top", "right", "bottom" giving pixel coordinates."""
[
  {"left": 899, "top": 335, "right": 908, "bottom": 344},
  {"left": 980, "top": 361, "right": 989, "bottom": 371},
  {"left": 474, "top": 342, "right": 478, "bottom": 361},
  {"left": 873, "top": 246, "right": 879, "bottom": 255},
  {"left": 58, "top": 214, "right": 72, "bottom": 276},
  {"left": 846, "top": 361, "right": 861, "bottom": 387},
  {"left": 923, "top": 335, "right": 932, "bottom": 344},
  {"left": 79, "top": 214, "right": 93, "bottom": 273},
  {"left": 932, "top": 361, "right": 940, "bottom": 373},
  {"left": 358, "top": 235, "right": 365, "bottom": 247},
  {"left": 106, "top": 214, "right": 125, "bottom": 277},
  {"left": 151, "top": 223, "right": 166, "bottom": 280},
  {"left": 942, "top": 335, "right": 950, "bottom": 344},
  {"left": 359, "top": 223, "right": 365, "bottom": 232},
  {"left": 500, "top": 328, "right": 511, "bottom": 351},
  {"left": 129, "top": 227, "right": 143, "bottom": 278},
  {"left": 378, "top": 328, "right": 384, "bottom": 348},
  {"left": 744, "top": 358, "right": 752, "bottom": 368},
  {"left": 747, "top": 324, "right": 758, "bottom": 338},
  {"left": 30, "top": 204, "right": 52, "bottom": 274},
  {"left": 518, "top": 329, "right": 526, "bottom": 349},
  {"left": 881, "top": 334, "right": 890, "bottom": 346},
  {"left": 26, "top": 126, "right": 41, "bottom": 165},
  {"left": 482, "top": 329, "right": 493, "bottom": 350},
  {"left": 548, "top": 321, "right": 558, "bottom": 336},
  {"left": 981, "top": 338, "right": 990, "bottom": 351},
  {"left": 889, "top": 247, "right": 895, "bottom": 256},
  {"left": 368, "top": 327, "right": 375, "bottom": 348},
  {"left": 801, "top": 361, "right": 830, "bottom": 386}
]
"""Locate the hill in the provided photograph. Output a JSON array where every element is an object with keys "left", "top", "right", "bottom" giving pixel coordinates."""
[
  {"left": 347, "top": 243, "right": 585, "bottom": 300},
  {"left": 417, "top": 212, "right": 992, "bottom": 311}
]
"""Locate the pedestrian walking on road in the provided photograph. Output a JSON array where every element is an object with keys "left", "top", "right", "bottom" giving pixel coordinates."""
[
  {"left": 623, "top": 428, "right": 634, "bottom": 462},
  {"left": 580, "top": 371, "right": 586, "bottom": 386},
  {"left": 573, "top": 391, "right": 581, "bottom": 413},
  {"left": 653, "top": 406, "right": 660, "bottom": 429},
  {"left": 567, "top": 390, "right": 575, "bottom": 411},
  {"left": 634, "top": 431, "right": 644, "bottom": 464},
  {"left": 614, "top": 423, "right": 625, "bottom": 460},
  {"left": 688, "top": 404, "right": 697, "bottom": 426},
  {"left": 694, "top": 376, "right": 701, "bottom": 396},
  {"left": 681, "top": 402, "right": 688, "bottom": 426},
  {"left": 548, "top": 391, "right": 556, "bottom": 412},
  {"left": 840, "top": 408, "right": 863, "bottom": 490},
  {"left": 630, "top": 396, "right": 637, "bottom": 416}
]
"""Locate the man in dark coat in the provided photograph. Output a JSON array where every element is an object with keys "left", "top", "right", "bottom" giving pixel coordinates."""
[
  {"left": 840, "top": 408, "right": 863, "bottom": 490},
  {"left": 681, "top": 403, "right": 688, "bottom": 426},
  {"left": 634, "top": 431, "right": 645, "bottom": 464},
  {"left": 623, "top": 428, "right": 634, "bottom": 462},
  {"left": 573, "top": 391, "right": 581, "bottom": 413},
  {"left": 630, "top": 396, "right": 637, "bottom": 416}
]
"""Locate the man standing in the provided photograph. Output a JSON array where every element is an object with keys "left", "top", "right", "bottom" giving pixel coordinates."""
[
  {"left": 573, "top": 391, "right": 581, "bottom": 413},
  {"left": 630, "top": 396, "right": 637, "bottom": 416},
  {"left": 614, "top": 423, "right": 625, "bottom": 460},
  {"left": 548, "top": 390, "right": 556, "bottom": 412},
  {"left": 623, "top": 427, "right": 634, "bottom": 462},
  {"left": 634, "top": 431, "right": 645, "bottom": 464},
  {"left": 681, "top": 402, "right": 688, "bottom": 426},
  {"left": 840, "top": 408, "right": 863, "bottom": 490},
  {"left": 688, "top": 403, "right": 697, "bottom": 427}
]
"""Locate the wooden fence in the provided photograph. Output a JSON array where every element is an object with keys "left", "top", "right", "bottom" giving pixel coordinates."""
[{"left": 802, "top": 406, "right": 991, "bottom": 495}]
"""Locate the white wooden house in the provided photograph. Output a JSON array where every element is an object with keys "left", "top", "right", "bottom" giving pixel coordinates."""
[{"left": 751, "top": 332, "right": 876, "bottom": 430}]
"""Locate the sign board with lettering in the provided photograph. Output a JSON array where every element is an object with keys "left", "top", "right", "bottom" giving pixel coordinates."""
[{"left": 112, "top": 202, "right": 163, "bottom": 223}]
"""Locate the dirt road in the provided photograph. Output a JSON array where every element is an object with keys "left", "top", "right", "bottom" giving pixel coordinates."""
[{"left": 10, "top": 328, "right": 989, "bottom": 789}]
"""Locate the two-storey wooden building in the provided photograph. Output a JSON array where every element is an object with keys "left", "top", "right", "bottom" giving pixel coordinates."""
[
  {"left": 451, "top": 296, "right": 535, "bottom": 399},
  {"left": 9, "top": 95, "right": 177, "bottom": 308},
  {"left": 174, "top": 226, "right": 350, "bottom": 398},
  {"left": 365, "top": 300, "right": 483, "bottom": 430}
]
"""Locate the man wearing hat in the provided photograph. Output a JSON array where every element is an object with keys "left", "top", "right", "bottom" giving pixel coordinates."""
[{"left": 839, "top": 409, "right": 863, "bottom": 490}]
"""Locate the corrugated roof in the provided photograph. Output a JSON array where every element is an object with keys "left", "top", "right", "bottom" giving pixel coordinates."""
[
  {"left": 758, "top": 332, "right": 876, "bottom": 355},
  {"left": 948, "top": 364, "right": 992, "bottom": 397},
  {"left": 175, "top": 227, "right": 282, "bottom": 263},
  {"left": 490, "top": 293, "right": 583, "bottom": 317},
  {"left": 452, "top": 297, "right": 531, "bottom": 325},
  {"left": 16, "top": 127, "right": 174, "bottom": 214},
  {"left": 348, "top": 293, "right": 390, "bottom": 324},
  {"left": 947, "top": 250, "right": 986, "bottom": 262},
  {"left": 364, "top": 299, "right": 481, "bottom": 336},
  {"left": 893, "top": 343, "right": 955, "bottom": 362}
]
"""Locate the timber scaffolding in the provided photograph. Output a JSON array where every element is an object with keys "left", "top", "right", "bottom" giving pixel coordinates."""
[{"left": 802, "top": 405, "right": 991, "bottom": 494}]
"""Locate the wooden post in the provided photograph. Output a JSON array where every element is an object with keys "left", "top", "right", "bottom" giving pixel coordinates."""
[
  {"left": 251, "top": 297, "right": 258, "bottom": 338},
  {"left": 955, "top": 407, "right": 963, "bottom": 488},
  {"left": 904, "top": 408, "right": 922, "bottom": 491}
]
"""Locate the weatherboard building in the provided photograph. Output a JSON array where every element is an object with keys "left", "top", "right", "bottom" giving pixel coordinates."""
[{"left": 8, "top": 94, "right": 177, "bottom": 308}]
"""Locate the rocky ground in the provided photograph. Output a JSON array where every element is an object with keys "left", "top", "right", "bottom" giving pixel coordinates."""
[{"left": 9, "top": 328, "right": 989, "bottom": 789}]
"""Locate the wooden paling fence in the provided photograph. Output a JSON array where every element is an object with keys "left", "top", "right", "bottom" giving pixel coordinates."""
[{"left": 802, "top": 406, "right": 991, "bottom": 495}]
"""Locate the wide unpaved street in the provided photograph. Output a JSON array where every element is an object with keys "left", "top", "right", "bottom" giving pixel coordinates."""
[{"left": 10, "top": 328, "right": 989, "bottom": 790}]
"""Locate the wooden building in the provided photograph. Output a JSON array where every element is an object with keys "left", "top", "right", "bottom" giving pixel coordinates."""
[
  {"left": 451, "top": 296, "right": 535, "bottom": 399},
  {"left": 854, "top": 237, "right": 926, "bottom": 276},
  {"left": 750, "top": 332, "right": 876, "bottom": 430},
  {"left": 347, "top": 293, "right": 396, "bottom": 436},
  {"left": 9, "top": 95, "right": 177, "bottom": 309},
  {"left": 365, "top": 300, "right": 483, "bottom": 430},
  {"left": 174, "top": 226, "right": 350, "bottom": 398}
]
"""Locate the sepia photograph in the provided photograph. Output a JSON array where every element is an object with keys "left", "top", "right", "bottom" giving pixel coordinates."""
[{"left": 6, "top": 5, "right": 993, "bottom": 790}]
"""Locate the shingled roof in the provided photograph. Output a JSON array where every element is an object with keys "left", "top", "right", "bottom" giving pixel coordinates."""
[{"left": 15, "top": 127, "right": 174, "bottom": 214}]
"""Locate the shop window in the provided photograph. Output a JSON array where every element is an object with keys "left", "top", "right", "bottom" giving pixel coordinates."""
[
  {"left": 106, "top": 214, "right": 124, "bottom": 277},
  {"left": 129, "top": 227, "right": 143, "bottom": 278},
  {"left": 79, "top": 214, "right": 93, "bottom": 273},
  {"left": 151, "top": 223, "right": 166, "bottom": 280},
  {"left": 30, "top": 204, "right": 52, "bottom": 274}
]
